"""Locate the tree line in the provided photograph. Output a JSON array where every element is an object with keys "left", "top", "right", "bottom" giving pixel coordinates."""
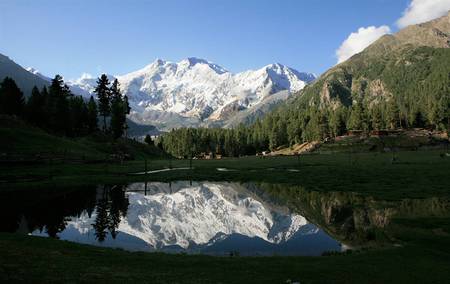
[
  {"left": 158, "top": 90, "right": 449, "bottom": 158},
  {"left": 158, "top": 48, "right": 450, "bottom": 158},
  {"left": 0, "top": 74, "right": 130, "bottom": 139}
]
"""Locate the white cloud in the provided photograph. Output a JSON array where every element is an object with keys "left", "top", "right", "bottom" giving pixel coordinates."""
[
  {"left": 397, "top": 0, "right": 450, "bottom": 28},
  {"left": 336, "top": 25, "right": 391, "bottom": 64}
]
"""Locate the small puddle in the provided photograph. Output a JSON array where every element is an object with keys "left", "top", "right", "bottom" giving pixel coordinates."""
[
  {"left": 130, "top": 167, "right": 191, "bottom": 175},
  {"left": 216, "top": 168, "right": 237, "bottom": 172}
]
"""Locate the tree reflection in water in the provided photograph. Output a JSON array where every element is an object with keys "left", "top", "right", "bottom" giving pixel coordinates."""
[
  {"left": 92, "top": 185, "right": 129, "bottom": 242},
  {"left": 0, "top": 185, "right": 129, "bottom": 241}
]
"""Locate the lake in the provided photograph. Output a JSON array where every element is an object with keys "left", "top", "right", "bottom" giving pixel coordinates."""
[{"left": 2, "top": 181, "right": 447, "bottom": 256}]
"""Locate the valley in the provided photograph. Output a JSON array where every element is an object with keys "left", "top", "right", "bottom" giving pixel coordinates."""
[{"left": 0, "top": 3, "right": 449, "bottom": 283}]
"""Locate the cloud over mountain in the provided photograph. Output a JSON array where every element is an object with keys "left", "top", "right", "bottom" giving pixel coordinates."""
[
  {"left": 397, "top": 0, "right": 450, "bottom": 28},
  {"left": 336, "top": 25, "right": 391, "bottom": 64}
]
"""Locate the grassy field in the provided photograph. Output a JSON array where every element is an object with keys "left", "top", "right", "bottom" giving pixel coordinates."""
[
  {"left": 2, "top": 149, "right": 449, "bottom": 200},
  {"left": 0, "top": 115, "right": 165, "bottom": 162},
  {"left": 1, "top": 116, "right": 450, "bottom": 283}
]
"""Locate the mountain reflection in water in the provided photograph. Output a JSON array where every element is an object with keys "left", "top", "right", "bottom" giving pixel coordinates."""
[
  {"left": 0, "top": 182, "right": 344, "bottom": 256},
  {"left": 2, "top": 182, "right": 447, "bottom": 256}
]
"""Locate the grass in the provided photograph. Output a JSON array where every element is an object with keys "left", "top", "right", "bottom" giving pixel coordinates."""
[
  {"left": 0, "top": 115, "right": 165, "bottom": 162},
  {"left": 1, "top": 215, "right": 450, "bottom": 283},
  {"left": 2, "top": 149, "right": 449, "bottom": 200},
  {"left": 1, "top": 116, "right": 450, "bottom": 282}
]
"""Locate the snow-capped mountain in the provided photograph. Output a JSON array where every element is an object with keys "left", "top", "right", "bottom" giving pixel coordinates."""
[{"left": 68, "top": 58, "right": 315, "bottom": 129}]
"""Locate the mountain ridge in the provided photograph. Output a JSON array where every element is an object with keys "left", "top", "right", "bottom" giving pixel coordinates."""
[
  {"left": 0, "top": 54, "right": 49, "bottom": 97},
  {"left": 68, "top": 58, "right": 315, "bottom": 130}
]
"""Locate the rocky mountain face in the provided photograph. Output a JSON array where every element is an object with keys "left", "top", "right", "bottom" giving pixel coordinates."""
[{"left": 68, "top": 58, "right": 315, "bottom": 130}]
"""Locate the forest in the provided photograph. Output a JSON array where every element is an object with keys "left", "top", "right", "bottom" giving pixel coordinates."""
[{"left": 0, "top": 74, "right": 130, "bottom": 139}]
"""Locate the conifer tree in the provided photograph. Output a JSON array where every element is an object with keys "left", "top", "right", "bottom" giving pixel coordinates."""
[
  {"left": 123, "top": 95, "right": 131, "bottom": 137},
  {"left": 144, "top": 134, "right": 153, "bottom": 145},
  {"left": 0, "top": 77, "right": 25, "bottom": 116},
  {"left": 68, "top": 96, "right": 88, "bottom": 136},
  {"left": 386, "top": 98, "right": 400, "bottom": 130},
  {"left": 110, "top": 79, "right": 126, "bottom": 139},
  {"left": 94, "top": 74, "right": 111, "bottom": 132},
  {"left": 87, "top": 96, "right": 98, "bottom": 133},
  {"left": 348, "top": 101, "right": 368, "bottom": 132},
  {"left": 26, "top": 86, "right": 45, "bottom": 127},
  {"left": 40, "top": 86, "right": 50, "bottom": 126},
  {"left": 329, "top": 107, "right": 346, "bottom": 137},
  {"left": 47, "top": 75, "right": 70, "bottom": 134},
  {"left": 371, "top": 106, "right": 383, "bottom": 130}
]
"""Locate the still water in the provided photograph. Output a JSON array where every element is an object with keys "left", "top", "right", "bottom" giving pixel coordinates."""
[
  {"left": 0, "top": 182, "right": 346, "bottom": 256},
  {"left": 2, "top": 181, "right": 448, "bottom": 256}
]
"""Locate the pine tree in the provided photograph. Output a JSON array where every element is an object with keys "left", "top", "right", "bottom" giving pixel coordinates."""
[
  {"left": 286, "top": 119, "right": 300, "bottom": 146},
  {"left": 47, "top": 75, "right": 70, "bottom": 134},
  {"left": 94, "top": 74, "right": 111, "bottom": 132},
  {"left": 144, "top": 134, "right": 153, "bottom": 145},
  {"left": 371, "top": 106, "right": 383, "bottom": 130},
  {"left": 123, "top": 95, "right": 131, "bottom": 137},
  {"left": 413, "top": 111, "right": 425, "bottom": 128},
  {"left": 68, "top": 96, "right": 89, "bottom": 136},
  {"left": 0, "top": 77, "right": 25, "bottom": 116},
  {"left": 348, "top": 100, "right": 368, "bottom": 132},
  {"left": 110, "top": 79, "right": 126, "bottom": 139},
  {"left": 87, "top": 96, "right": 98, "bottom": 133},
  {"left": 329, "top": 107, "right": 347, "bottom": 137},
  {"left": 386, "top": 98, "right": 400, "bottom": 130},
  {"left": 318, "top": 111, "right": 330, "bottom": 139},
  {"left": 40, "top": 86, "right": 50, "bottom": 127},
  {"left": 25, "top": 86, "right": 45, "bottom": 126}
]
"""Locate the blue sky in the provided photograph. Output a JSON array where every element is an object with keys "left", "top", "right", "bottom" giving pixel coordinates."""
[{"left": 0, "top": 0, "right": 422, "bottom": 79}]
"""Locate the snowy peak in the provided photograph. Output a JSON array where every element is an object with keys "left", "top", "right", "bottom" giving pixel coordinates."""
[
  {"left": 179, "top": 57, "right": 228, "bottom": 74},
  {"left": 266, "top": 63, "right": 316, "bottom": 84},
  {"left": 67, "top": 57, "right": 315, "bottom": 129}
]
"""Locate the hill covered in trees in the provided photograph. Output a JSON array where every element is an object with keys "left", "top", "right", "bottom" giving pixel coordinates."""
[
  {"left": 0, "top": 54, "right": 49, "bottom": 98},
  {"left": 158, "top": 12, "right": 450, "bottom": 158},
  {"left": 0, "top": 75, "right": 164, "bottom": 161}
]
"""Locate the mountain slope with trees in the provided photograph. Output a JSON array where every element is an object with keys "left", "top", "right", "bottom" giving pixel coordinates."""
[
  {"left": 0, "top": 74, "right": 163, "bottom": 161},
  {"left": 280, "top": 11, "right": 450, "bottom": 141},
  {"left": 0, "top": 54, "right": 49, "bottom": 97},
  {"left": 158, "top": 12, "right": 450, "bottom": 157}
]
